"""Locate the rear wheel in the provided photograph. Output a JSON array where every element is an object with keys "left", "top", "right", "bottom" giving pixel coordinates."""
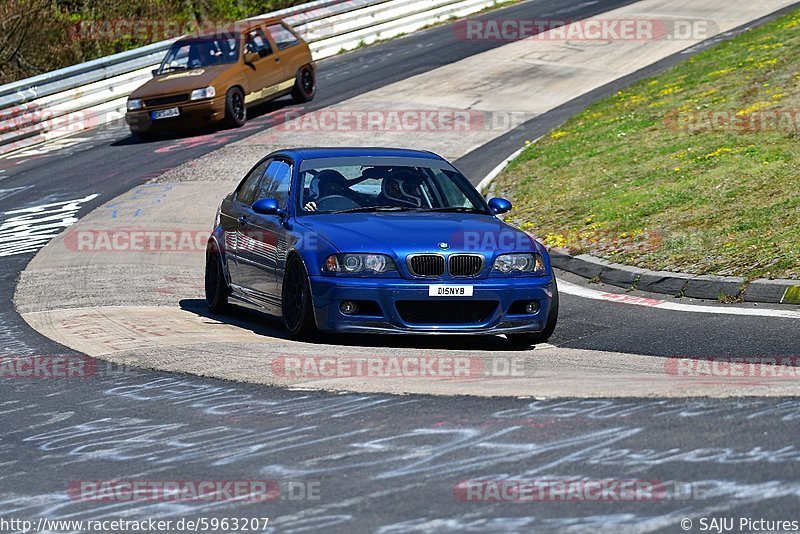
[
  {"left": 507, "top": 279, "right": 559, "bottom": 347},
  {"left": 223, "top": 87, "right": 247, "bottom": 128},
  {"left": 282, "top": 256, "right": 319, "bottom": 340},
  {"left": 291, "top": 66, "right": 316, "bottom": 103},
  {"left": 205, "top": 244, "right": 230, "bottom": 313}
]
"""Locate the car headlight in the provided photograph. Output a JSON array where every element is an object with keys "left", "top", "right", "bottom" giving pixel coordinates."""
[
  {"left": 190, "top": 86, "right": 216, "bottom": 100},
  {"left": 127, "top": 99, "right": 143, "bottom": 111},
  {"left": 493, "top": 253, "right": 546, "bottom": 274},
  {"left": 324, "top": 253, "right": 397, "bottom": 274}
]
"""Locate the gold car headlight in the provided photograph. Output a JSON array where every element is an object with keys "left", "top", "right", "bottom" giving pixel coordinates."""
[{"left": 190, "top": 86, "right": 216, "bottom": 100}]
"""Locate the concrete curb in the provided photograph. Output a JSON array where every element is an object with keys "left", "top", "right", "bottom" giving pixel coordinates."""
[{"left": 548, "top": 249, "right": 800, "bottom": 304}]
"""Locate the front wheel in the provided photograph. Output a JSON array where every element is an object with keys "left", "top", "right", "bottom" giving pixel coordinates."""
[
  {"left": 507, "top": 279, "right": 559, "bottom": 347},
  {"left": 291, "top": 66, "right": 316, "bottom": 103},
  {"left": 282, "top": 256, "right": 319, "bottom": 340},
  {"left": 205, "top": 244, "right": 230, "bottom": 313},
  {"left": 223, "top": 87, "right": 247, "bottom": 128}
]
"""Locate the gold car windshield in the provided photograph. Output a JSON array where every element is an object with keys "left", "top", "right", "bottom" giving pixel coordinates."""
[{"left": 159, "top": 38, "right": 240, "bottom": 73}]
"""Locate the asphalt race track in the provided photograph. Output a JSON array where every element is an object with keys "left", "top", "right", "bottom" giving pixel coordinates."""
[{"left": 2, "top": 0, "right": 800, "bottom": 532}]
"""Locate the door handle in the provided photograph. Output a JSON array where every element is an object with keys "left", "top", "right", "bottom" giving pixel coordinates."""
[
  {"left": 274, "top": 57, "right": 281, "bottom": 62},
  {"left": 238, "top": 216, "right": 248, "bottom": 226}
]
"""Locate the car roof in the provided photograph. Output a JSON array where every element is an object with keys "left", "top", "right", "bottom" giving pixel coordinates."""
[
  {"left": 174, "top": 17, "right": 284, "bottom": 42},
  {"left": 275, "top": 147, "right": 446, "bottom": 162}
]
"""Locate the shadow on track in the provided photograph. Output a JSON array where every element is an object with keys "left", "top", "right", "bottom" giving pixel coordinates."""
[
  {"left": 111, "top": 98, "right": 296, "bottom": 146},
  {"left": 178, "top": 298, "right": 535, "bottom": 351}
]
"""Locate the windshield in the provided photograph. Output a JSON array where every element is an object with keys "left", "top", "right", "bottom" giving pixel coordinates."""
[
  {"left": 298, "top": 163, "right": 488, "bottom": 215},
  {"left": 158, "top": 38, "right": 239, "bottom": 73}
]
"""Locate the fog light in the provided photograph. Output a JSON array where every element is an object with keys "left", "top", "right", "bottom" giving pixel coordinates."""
[
  {"left": 340, "top": 301, "right": 358, "bottom": 315},
  {"left": 525, "top": 301, "right": 539, "bottom": 314}
]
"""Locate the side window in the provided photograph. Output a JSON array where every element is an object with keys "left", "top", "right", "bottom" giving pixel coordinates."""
[
  {"left": 236, "top": 160, "right": 270, "bottom": 205},
  {"left": 254, "top": 160, "right": 293, "bottom": 208},
  {"left": 267, "top": 24, "right": 300, "bottom": 51},
  {"left": 245, "top": 28, "right": 272, "bottom": 57}
]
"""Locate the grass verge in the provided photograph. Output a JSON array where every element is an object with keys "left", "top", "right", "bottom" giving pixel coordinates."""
[{"left": 493, "top": 8, "right": 800, "bottom": 280}]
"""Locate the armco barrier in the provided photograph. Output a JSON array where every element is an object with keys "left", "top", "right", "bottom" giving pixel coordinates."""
[{"left": 0, "top": 0, "right": 504, "bottom": 157}]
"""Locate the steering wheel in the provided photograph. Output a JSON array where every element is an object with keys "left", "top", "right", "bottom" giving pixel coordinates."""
[{"left": 315, "top": 195, "right": 361, "bottom": 211}]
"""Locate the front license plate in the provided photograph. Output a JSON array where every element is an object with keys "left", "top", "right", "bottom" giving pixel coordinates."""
[
  {"left": 151, "top": 107, "right": 180, "bottom": 120},
  {"left": 428, "top": 285, "right": 474, "bottom": 297}
]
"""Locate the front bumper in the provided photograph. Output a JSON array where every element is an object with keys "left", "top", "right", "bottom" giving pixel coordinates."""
[
  {"left": 309, "top": 274, "right": 555, "bottom": 335},
  {"left": 125, "top": 96, "right": 226, "bottom": 133}
]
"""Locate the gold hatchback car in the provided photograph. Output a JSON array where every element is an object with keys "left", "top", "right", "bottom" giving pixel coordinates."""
[{"left": 125, "top": 17, "right": 315, "bottom": 136}]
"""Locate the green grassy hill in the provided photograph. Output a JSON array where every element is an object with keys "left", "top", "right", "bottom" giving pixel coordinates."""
[{"left": 494, "top": 8, "right": 800, "bottom": 280}]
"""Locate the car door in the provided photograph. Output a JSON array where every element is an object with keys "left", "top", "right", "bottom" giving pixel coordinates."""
[
  {"left": 236, "top": 159, "right": 293, "bottom": 302},
  {"left": 224, "top": 159, "right": 270, "bottom": 287},
  {"left": 265, "top": 23, "right": 302, "bottom": 87},
  {"left": 242, "top": 26, "right": 286, "bottom": 104}
]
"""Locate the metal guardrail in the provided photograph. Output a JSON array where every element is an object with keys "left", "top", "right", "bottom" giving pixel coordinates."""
[
  {"left": 0, "top": 0, "right": 502, "bottom": 157},
  {"left": 0, "top": 0, "right": 389, "bottom": 111}
]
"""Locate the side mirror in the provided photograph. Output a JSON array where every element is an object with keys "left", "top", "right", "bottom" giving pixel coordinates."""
[
  {"left": 244, "top": 51, "right": 259, "bottom": 66},
  {"left": 488, "top": 197, "right": 512, "bottom": 215},
  {"left": 152, "top": 69, "right": 160, "bottom": 76},
  {"left": 252, "top": 198, "right": 286, "bottom": 217}
]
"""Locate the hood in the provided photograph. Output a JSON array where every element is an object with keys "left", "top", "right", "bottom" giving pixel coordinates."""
[
  {"left": 129, "top": 65, "right": 230, "bottom": 99},
  {"left": 296, "top": 212, "right": 538, "bottom": 257}
]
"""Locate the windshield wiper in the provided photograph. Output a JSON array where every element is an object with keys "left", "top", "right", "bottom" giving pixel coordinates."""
[
  {"left": 330, "top": 205, "right": 423, "bottom": 214},
  {"left": 420, "top": 207, "right": 486, "bottom": 213},
  {"left": 160, "top": 65, "right": 187, "bottom": 72}
]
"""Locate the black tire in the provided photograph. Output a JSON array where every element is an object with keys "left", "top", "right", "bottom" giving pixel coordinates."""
[
  {"left": 223, "top": 87, "right": 247, "bottom": 128},
  {"left": 291, "top": 66, "right": 316, "bottom": 103},
  {"left": 282, "top": 256, "right": 320, "bottom": 340},
  {"left": 205, "top": 244, "right": 230, "bottom": 313},
  {"left": 507, "top": 279, "right": 559, "bottom": 347}
]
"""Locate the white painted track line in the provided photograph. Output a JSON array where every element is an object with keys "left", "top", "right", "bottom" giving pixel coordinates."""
[{"left": 559, "top": 279, "right": 800, "bottom": 319}]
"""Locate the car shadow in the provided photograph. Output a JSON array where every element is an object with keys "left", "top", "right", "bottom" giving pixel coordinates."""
[
  {"left": 112, "top": 97, "right": 295, "bottom": 147},
  {"left": 179, "top": 299, "right": 531, "bottom": 351},
  {"left": 180, "top": 298, "right": 291, "bottom": 340}
]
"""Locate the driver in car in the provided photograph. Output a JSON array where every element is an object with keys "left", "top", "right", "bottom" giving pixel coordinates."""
[
  {"left": 380, "top": 169, "right": 424, "bottom": 208},
  {"left": 303, "top": 170, "right": 352, "bottom": 211}
]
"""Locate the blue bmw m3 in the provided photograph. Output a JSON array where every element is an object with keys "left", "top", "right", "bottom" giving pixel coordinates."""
[{"left": 205, "top": 147, "right": 558, "bottom": 345}]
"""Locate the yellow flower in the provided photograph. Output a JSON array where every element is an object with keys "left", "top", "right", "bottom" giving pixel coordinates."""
[
  {"left": 699, "top": 147, "right": 734, "bottom": 160},
  {"left": 783, "top": 17, "right": 800, "bottom": 28},
  {"left": 550, "top": 130, "right": 569, "bottom": 139},
  {"left": 544, "top": 234, "right": 568, "bottom": 248},
  {"left": 710, "top": 67, "right": 735, "bottom": 77},
  {"left": 737, "top": 101, "right": 773, "bottom": 115},
  {"left": 752, "top": 58, "right": 778, "bottom": 68}
]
